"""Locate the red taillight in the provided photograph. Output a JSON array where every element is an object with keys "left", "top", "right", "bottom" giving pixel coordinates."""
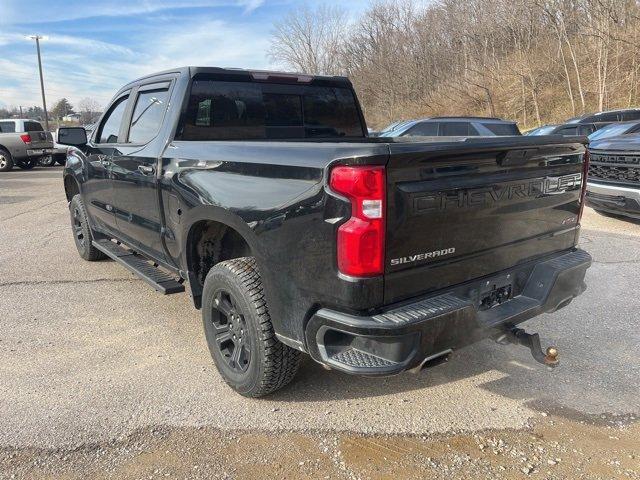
[
  {"left": 330, "top": 165, "right": 385, "bottom": 277},
  {"left": 578, "top": 150, "right": 590, "bottom": 222},
  {"left": 20, "top": 134, "right": 31, "bottom": 144}
]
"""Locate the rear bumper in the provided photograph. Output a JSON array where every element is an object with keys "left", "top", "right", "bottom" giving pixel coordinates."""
[
  {"left": 586, "top": 181, "right": 640, "bottom": 219},
  {"left": 305, "top": 249, "right": 591, "bottom": 375},
  {"left": 26, "top": 147, "right": 54, "bottom": 157}
]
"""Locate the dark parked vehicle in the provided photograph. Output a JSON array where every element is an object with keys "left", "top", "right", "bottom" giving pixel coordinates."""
[
  {"left": 587, "top": 134, "right": 640, "bottom": 219},
  {"left": 59, "top": 66, "right": 591, "bottom": 397},
  {"left": 376, "top": 117, "right": 521, "bottom": 137},
  {"left": 587, "top": 120, "right": 640, "bottom": 142},
  {"left": 526, "top": 122, "right": 602, "bottom": 136},
  {"left": 566, "top": 108, "right": 640, "bottom": 127}
]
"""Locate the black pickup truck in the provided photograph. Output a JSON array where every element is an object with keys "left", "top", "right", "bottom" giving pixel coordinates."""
[{"left": 59, "top": 66, "right": 592, "bottom": 397}]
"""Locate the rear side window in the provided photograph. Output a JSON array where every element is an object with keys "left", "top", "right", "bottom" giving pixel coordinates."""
[
  {"left": 483, "top": 123, "right": 520, "bottom": 135},
  {"left": 96, "top": 95, "right": 129, "bottom": 144},
  {"left": 0, "top": 121, "right": 15, "bottom": 133},
  {"left": 128, "top": 88, "right": 170, "bottom": 144},
  {"left": 24, "top": 121, "right": 44, "bottom": 132},
  {"left": 621, "top": 111, "right": 640, "bottom": 121},
  {"left": 180, "top": 79, "right": 364, "bottom": 140},
  {"left": 440, "top": 122, "right": 470, "bottom": 136},
  {"left": 406, "top": 122, "right": 438, "bottom": 136}
]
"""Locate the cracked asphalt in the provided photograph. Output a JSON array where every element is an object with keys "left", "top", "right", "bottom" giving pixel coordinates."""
[{"left": 1, "top": 168, "right": 639, "bottom": 479}]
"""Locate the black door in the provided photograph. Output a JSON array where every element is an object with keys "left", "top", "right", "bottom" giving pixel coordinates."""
[
  {"left": 82, "top": 93, "right": 131, "bottom": 234},
  {"left": 111, "top": 82, "right": 171, "bottom": 262}
]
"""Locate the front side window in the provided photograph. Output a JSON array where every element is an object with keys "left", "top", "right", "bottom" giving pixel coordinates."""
[
  {"left": 96, "top": 95, "right": 129, "bottom": 144},
  {"left": 0, "top": 121, "right": 15, "bottom": 133},
  {"left": 406, "top": 122, "right": 438, "bottom": 136},
  {"left": 128, "top": 88, "right": 170, "bottom": 144},
  {"left": 180, "top": 79, "right": 364, "bottom": 140}
]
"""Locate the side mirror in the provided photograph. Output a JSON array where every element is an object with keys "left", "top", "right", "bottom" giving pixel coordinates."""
[{"left": 57, "top": 127, "right": 87, "bottom": 147}]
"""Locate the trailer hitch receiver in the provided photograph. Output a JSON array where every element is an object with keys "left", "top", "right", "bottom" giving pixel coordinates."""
[{"left": 496, "top": 326, "right": 559, "bottom": 367}]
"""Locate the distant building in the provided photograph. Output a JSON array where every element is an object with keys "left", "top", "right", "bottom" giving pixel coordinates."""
[{"left": 62, "top": 113, "right": 82, "bottom": 122}]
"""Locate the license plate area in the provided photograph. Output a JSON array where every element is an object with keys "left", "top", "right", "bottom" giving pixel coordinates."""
[{"left": 478, "top": 274, "right": 513, "bottom": 310}]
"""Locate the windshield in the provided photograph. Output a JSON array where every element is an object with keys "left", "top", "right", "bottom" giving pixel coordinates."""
[
  {"left": 588, "top": 123, "right": 633, "bottom": 141},
  {"left": 378, "top": 120, "right": 412, "bottom": 136},
  {"left": 527, "top": 125, "right": 557, "bottom": 136}
]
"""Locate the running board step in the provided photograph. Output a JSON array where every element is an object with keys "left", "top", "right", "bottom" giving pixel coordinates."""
[{"left": 92, "top": 240, "right": 185, "bottom": 295}]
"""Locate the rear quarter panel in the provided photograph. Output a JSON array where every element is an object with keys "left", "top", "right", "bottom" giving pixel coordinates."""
[{"left": 160, "top": 140, "right": 389, "bottom": 346}]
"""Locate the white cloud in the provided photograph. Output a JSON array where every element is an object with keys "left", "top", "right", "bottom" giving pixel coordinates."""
[
  {"left": 0, "top": 0, "right": 267, "bottom": 24},
  {"left": 0, "top": 13, "right": 273, "bottom": 109}
]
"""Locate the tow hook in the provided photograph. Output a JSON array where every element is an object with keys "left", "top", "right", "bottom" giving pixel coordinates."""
[{"left": 495, "top": 326, "right": 559, "bottom": 367}]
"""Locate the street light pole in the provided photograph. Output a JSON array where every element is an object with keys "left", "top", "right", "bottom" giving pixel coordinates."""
[{"left": 30, "top": 35, "right": 49, "bottom": 131}]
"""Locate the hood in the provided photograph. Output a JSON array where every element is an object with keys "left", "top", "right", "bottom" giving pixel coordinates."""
[{"left": 589, "top": 134, "right": 640, "bottom": 152}]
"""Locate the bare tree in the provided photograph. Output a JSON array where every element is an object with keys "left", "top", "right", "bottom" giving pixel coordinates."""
[
  {"left": 268, "top": 4, "right": 348, "bottom": 75},
  {"left": 270, "top": 0, "right": 640, "bottom": 129},
  {"left": 77, "top": 98, "right": 102, "bottom": 125}
]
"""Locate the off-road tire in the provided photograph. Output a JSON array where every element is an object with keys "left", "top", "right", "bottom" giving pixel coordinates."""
[
  {"left": 202, "top": 257, "right": 301, "bottom": 397},
  {"left": 69, "top": 194, "right": 107, "bottom": 261},
  {"left": 0, "top": 148, "right": 14, "bottom": 172}
]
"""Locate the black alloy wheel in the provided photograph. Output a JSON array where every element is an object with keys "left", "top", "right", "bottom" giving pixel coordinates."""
[{"left": 211, "top": 290, "right": 252, "bottom": 373}]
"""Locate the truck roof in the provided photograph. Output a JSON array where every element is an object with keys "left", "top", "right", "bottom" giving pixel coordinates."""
[{"left": 122, "top": 66, "right": 352, "bottom": 90}]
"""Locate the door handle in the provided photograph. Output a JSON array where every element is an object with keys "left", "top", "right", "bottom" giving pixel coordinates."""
[{"left": 138, "top": 165, "right": 155, "bottom": 175}]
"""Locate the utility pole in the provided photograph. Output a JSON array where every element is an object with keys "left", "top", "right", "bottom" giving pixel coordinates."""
[
  {"left": 19, "top": 106, "right": 23, "bottom": 117},
  {"left": 29, "top": 35, "right": 49, "bottom": 131}
]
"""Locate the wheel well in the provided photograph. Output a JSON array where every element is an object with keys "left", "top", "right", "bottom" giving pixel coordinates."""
[
  {"left": 187, "top": 220, "right": 252, "bottom": 290},
  {"left": 64, "top": 175, "right": 80, "bottom": 202}
]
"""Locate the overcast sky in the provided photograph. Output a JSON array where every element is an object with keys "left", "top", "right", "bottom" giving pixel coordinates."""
[{"left": 0, "top": 0, "right": 369, "bottom": 110}]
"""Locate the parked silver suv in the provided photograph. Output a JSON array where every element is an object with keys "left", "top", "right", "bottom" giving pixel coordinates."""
[{"left": 0, "top": 119, "right": 54, "bottom": 171}]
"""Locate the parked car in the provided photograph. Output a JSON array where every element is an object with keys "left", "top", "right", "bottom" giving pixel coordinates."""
[
  {"left": 0, "top": 119, "right": 54, "bottom": 171},
  {"left": 565, "top": 108, "right": 640, "bottom": 127},
  {"left": 377, "top": 117, "right": 521, "bottom": 137},
  {"left": 586, "top": 133, "right": 640, "bottom": 219},
  {"left": 587, "top": 120, "right": 640, "bottom": 142},
  {"left": 58, "top": 66, "right": 591, "bottom": 397},
  {"left": 526, "top": 122, "right": 602, "bottom": 136}
]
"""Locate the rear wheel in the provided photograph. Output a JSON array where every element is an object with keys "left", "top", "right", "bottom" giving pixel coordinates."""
[
  {"left": 17, "top": 159, "right": 37, "bottom": 170},
  {"left": 39, "top": 155, "right": 56, "bottom": 167},
  {"left": 0, "top": 148, "right": 13, "bottom": 172},
  {"left": 69, "top": 194, "right": 107, "bottom": 261},
  {"left": 202, "top": 257, "right": 301, "bottom": 397}
]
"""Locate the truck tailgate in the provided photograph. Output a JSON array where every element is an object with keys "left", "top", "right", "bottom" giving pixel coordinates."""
[
  {"left": 27, "top": 130, "right": 54, "bottom": 150},
  {"left": 384, "top": 136, "right": 587, "bottom": 304}
]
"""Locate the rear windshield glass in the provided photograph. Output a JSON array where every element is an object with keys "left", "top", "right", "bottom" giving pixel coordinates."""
[
  {"left": 24, "top": 121, "right": 44, "bottom": 132},
  {"left": 0, "top": 121, "right": 16, "bottom": 133},
  {"left": 180, "top": 79, "right": 364, "bottom": 140},
  {"left": 483, "top": 123, "right": 520, "bottom": 135}
]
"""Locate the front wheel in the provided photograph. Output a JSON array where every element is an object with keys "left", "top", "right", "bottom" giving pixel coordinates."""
[
  {"left": 202, "top": 257, "right": 301, "bottom": 397},
  {"left": 69, "top": 195, "right": 107, "bottom": 261}
]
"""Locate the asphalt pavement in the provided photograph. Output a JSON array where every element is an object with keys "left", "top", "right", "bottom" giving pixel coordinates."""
[{"left": 0, "top": 167, "right": 638, "bottom": 478}]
